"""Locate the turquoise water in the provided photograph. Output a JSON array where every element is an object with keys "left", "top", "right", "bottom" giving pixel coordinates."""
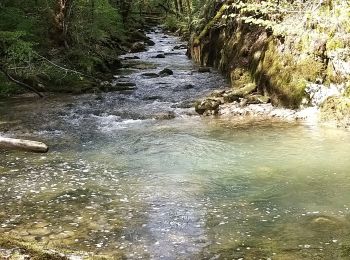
[
  {"left": 1, "top": 118, "right": 350, "bottom": 259},
  {"left": 1, "top": 29, "right": 350, "bottom": 259}
]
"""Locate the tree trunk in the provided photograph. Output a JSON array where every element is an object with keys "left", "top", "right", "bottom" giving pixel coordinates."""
[
  {"left": 0, "top": 137, "right": 49, "bottom": 153},
  {"left": 178, "top": 0, "right": 184, "bottom": 13},
  {"left": 174, "top": 0, "right": 179, "bottom": 13},
  {"left": 185, "top": 0, "right": 192, "bottom": 15},
  {"left": 52, "top": 0, "right": 74, "bottom": 47}
]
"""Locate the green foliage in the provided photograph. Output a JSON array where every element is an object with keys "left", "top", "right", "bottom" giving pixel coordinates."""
[
  {"left": 0, "top": 31, "right": 35, "bottom": 64},
  {"left": 0, "top": 0, "right": 132, "bottom": 94},
  {"left": 164, "top": 15, "right": 180, "bottom": 32}
]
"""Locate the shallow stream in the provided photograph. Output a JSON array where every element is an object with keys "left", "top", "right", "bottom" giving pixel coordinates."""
[{"left": 1, "top": 29, "right": 350, "bottom": 259}]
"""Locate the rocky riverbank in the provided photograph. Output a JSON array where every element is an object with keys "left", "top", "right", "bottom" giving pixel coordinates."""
[
  {"left": 188, "top": 0, "right": 350, "bottom": 127},
  {"left": 193, "top": 79, "right": 350, "bottom": 126}
]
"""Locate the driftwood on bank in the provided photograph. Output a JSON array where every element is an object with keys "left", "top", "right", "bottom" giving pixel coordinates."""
[{"left": 0, "top": 137, "right": 49, "bottom": 153}]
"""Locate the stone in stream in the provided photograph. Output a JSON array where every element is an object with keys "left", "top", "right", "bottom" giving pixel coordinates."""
[
  {"left": 173, "top": 44, "right": 187, "bottom": 50},
  {"left": 123, "top": 56, "right": 140, "bottom": 60},
  {"left": 164, "top": 52, "right": 182, "bottom": 56},
  {"left": 173, "top": 84, "right": 196, "bottom": 92},
  {"left": 141, "top": 72, "right": 159, "bottom": 78},
  {"left": 195, "top": 98, "right": 222, "bottom": 115},
  {"left": 198, "top": 67, "right": 211, "bottom": 73},
  {"left": 171, "top": 101, "right": 194, "bottom": 109},
  {"left": 159, "top": 68, "right": 173, "bottom": 77},
  {"left": 154, "top": 111, "right": 176, "bottom": 120},
  {"left": 152, "top": 54, "right": 166, "bottom": 58},
  {"left": 143, "top": 95, "right": 163, "bottom": 101},
  {"left": 130, "top": 42, "right": 146, "bottom": 53},
  {"left": 99, "top": 81, "right": 136, "bottom": 92},
  {"left": 146, "top": 39, "right": 156, "bottom": 46}
]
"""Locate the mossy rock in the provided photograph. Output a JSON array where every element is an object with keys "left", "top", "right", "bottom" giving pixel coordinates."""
[
  {"left": 230, "top": 68, "right": 252, "bottom": 88},
  {"left": 254, "top": 40, "right": 321, "bottom": 108}
]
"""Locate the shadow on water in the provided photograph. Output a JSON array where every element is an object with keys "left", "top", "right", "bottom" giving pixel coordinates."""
[{"left": 1, "top": 29, "right": 350, "bottom": 259}]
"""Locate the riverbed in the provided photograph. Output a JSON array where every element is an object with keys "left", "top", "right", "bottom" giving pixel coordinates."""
[{"left": 1, "top": 29, "right": 350, "bottom": 259}]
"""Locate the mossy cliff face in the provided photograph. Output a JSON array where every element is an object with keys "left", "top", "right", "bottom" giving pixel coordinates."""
[{"left": 188, "top": 0, "right": 350, "bottom": 109}]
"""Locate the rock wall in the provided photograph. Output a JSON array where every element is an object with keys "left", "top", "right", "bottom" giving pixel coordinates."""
[{"left": 188, "top": 1, "right": 350, "bottom": 111}]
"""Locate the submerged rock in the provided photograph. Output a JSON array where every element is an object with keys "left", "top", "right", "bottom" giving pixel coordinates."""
[
  {"left": 159, "top": 68, "right": 173, "bottom": 76},
  {"left": 28, "top": 227, "right": 51, "bottom": 236},
  {"left": 154, "top": 111, "right": 176, "bottom": 120},
  {"left": 174, "top": 84, "right": 196, "bottom": 91},
  {"left": 124, "top": 56, "right": 140, "bottom": 60},
  {"left": 99, "top": 81, "right": 136, "bottom": 92},
  {"left": 153, "top": 54, "right": 166, "bottom": 58},
  {"left": 141, "top": 72, "right": 159, "bottom": 78}
]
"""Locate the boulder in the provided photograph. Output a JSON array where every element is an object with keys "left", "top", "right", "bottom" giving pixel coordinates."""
[
  {"left": 223, "top": 92, "right": 240, "bottom": 103},
  {"left": 159, "top": 68, "right": 173, "bottom": 77},
  {"left": 232, "top": 83, "right": 257, "bottom": 97},
  {"left": 146, "top": 39, "right": 156, "bottom": 46},
  {"left": 198, "top": 67, "right": 211, "bottom": 73},
  {"left": 246, "top": 94, "right": 271, "bottom": 104},
  {"left": 195, "top": 98, "right": 222, "bottom": 115},
  {"left": 153, "top": 54, "right": 166, "bottom": 58},
  {"left": 130, "top": 42, "right": 146, "bottom": 53}
]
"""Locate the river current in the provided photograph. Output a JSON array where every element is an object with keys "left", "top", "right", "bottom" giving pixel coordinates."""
[{"left": 1, "top": 29, "right": 350, "bottom": 259}]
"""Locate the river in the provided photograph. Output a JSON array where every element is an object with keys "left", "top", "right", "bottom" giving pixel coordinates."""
[{"left": 1, "top": 28, "right": 350, "bottom": 259}]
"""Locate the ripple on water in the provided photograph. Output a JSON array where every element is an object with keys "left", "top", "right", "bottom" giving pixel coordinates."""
[{"left": 2, "top": 29, "right": 350, "bottom": 259}]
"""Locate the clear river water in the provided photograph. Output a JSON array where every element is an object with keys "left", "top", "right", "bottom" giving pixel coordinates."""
[{"left": 1, "top": 29, "right": 350, "bottom": 259}]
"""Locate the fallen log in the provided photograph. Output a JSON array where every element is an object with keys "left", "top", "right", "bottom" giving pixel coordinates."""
[{"left": 0, "top": 137, "right": 49, "bottom": 153}]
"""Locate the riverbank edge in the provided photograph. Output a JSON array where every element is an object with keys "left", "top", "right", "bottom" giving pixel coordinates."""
[{"left": 185, "top": 1, "right": 350, "bottom": 127}]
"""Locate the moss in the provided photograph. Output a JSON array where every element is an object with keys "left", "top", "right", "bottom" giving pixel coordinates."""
[
  {"left": 254, "top": 40, "right": 323, "bottom": 108},
  {"left": 230, "top": 68, "right": 252, "bottom": 88},
  {"left": 344, "top": 82, "right": 350, "bottom": 97},
  {"left": 326, "top": 37, "right": 346, "bottom": 51},
  {"left": 325, "top": 62, "right": 344, "bottom": 84},
  {"left": 197, "top": 4, "right": 229, "bottom": 42}
]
